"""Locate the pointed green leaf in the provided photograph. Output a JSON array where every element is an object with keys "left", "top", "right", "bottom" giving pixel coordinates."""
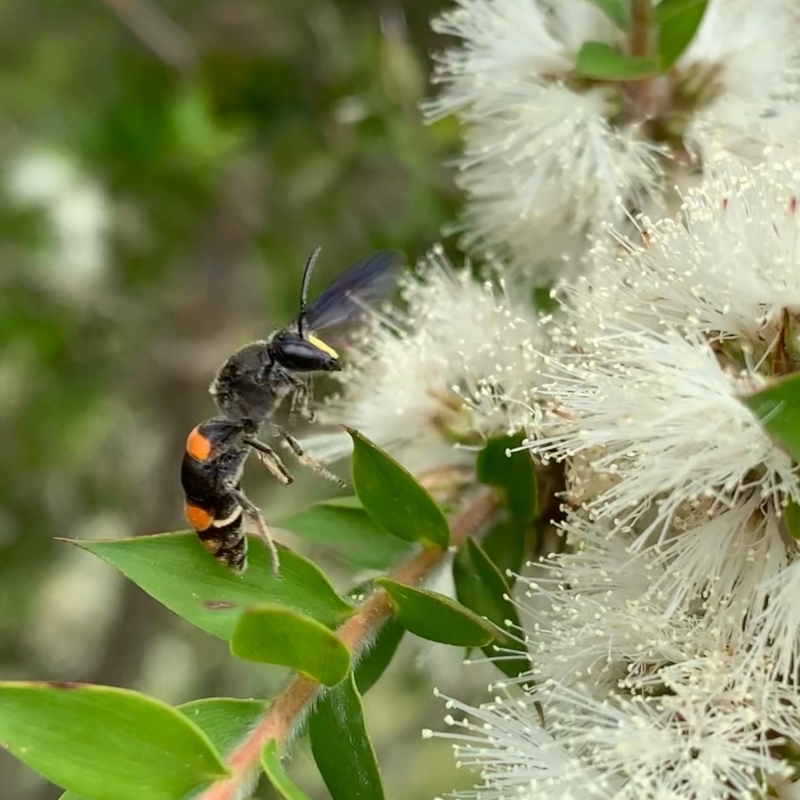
[
  {"left": 277, "top": 503, "right": 411, "bottom": 570},
  {"left": 481, "top": 518, "right": 525, "bottom": 585},
  {"left": 654, "top": 0, "right": 708, "bottom": 69},
  {"left": 346, "top": 428, "right": 449, "bottom": 549},
  {"left": 476, "top": 432, "right": 537, "bottom": 522},
  {"left": 262, "top": 740, "right": 313, "bottom": 800},
  {"left": 60, "top": 698, "right": 267, "bottom": 800},
  {"left": 67, "top": 534, "right": 354, "bottom": 640},
  {"left": 742, "top": 373, "right": 800, "bottom": 462},
  {"left": 354, "top": 617, "right": 405, "bottom": 695},
  {"left": 231, "top": 605, "right": 350, "bottom": 686},
  {"left": 309, "top": 673, "right": 386, "bottom": 800},
  {"left": 587, "top": 0, "right": 630, "bottom": 29},
  {"left": 575, "top": 41, "right": 658, "bottom": 80},
  {"left": 0, "top": 682, "right": 227, "bottom": 800},
  {"left": 376, "top": 579, "right": 495, "bottom": 647},
  {"left": 452, "top": 538, "right": 531, "bottom": 679}
]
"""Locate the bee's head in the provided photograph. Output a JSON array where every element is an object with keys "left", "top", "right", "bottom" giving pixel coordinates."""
[{"left": 270, "top": 330, "right": 341, "bottom": 372}]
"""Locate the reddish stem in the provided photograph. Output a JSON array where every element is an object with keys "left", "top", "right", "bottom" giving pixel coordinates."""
[{"left": 200, "top": 489, "right": 498, "bottom": 800}]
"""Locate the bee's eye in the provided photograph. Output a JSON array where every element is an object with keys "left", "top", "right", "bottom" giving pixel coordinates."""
[{"left": 273, "top": 335, "right": 340, "bottom": 372}]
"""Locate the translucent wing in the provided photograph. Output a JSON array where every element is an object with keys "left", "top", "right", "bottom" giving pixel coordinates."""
[{"left": 300, "top": 250, "right": 404, "bottom": 332}]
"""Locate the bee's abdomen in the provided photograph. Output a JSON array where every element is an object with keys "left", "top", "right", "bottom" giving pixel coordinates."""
[{"left": 195, "top": 504, "right": 247, "bottom": 574}]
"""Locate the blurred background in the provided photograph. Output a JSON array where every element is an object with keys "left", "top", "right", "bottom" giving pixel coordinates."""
[{"left": 0, "top": 1, "right": 473, "bottom": 797}]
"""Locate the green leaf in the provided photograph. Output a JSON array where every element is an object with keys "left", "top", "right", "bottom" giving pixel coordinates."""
[
  {"left": 354, "top": 617, "right": 405, "bottom": 695},
  {"left": 785, "top": 501, "right": 800, "bottom": 540},
  {"left": 476, "top": 432, "right": 537, "bottom": 522},
  {"left": 346, "top": 428, "right": 449, "bottom": 549},
  {"left": 0, "top": 682, "right": 228, "bottom": 800},
  {"left": 482, "top": 518, "right": 525, "bottom": 585},
  {"left": 654, "top": 0, "right": 708, "bottom": 69},
  {"left": 68, "top": 534, "right": 354, "bottom": 640},
  {"left": 277, "top": 503, "right": 411, "bottom": 570},
  {"left": 587, "top": 0, "right": 630, "bottom": 29},
  {"left": 575, "top": 41, "right": 658, "bottom": 80},
  {"left": 376, "top": 579, "right": 495, "bottom": 647},
  {"left": 231, "top": 605, "right": 350, "bottom": 686},
  {"left": 309, "top": 673, "right": 386, "bottom": 800},
  {"left": 742, "top": 373, "right": 800, "bottom": 462},
  {"left": 322, "top": 495, "right": 364, "bottom": 509},
  {"left": 177, "top": 697, "right": 266, "bottom": 755},
  {"left": 60, "top": 698, "right": 267, "bottom": 800},
  {"left": 532, "top": 285, "right": 559, "bottom": 314},
  {"left": 261, "top": 740, "right": 313, "bottom": 800},
  {"left": 452, "top": 538, "right": 530, "bottom": 680}
]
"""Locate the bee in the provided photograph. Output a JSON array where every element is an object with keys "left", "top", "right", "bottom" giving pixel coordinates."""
[{"left": 181, "top": 247, "right": 403, "bottom": 574}]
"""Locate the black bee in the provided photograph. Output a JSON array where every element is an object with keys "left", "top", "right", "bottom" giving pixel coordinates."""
[{"left": 181, "top": 247, "right": 403, "bottom": 574}]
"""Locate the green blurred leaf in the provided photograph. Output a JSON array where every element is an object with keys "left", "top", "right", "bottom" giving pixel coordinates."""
[
  {"left": 481, "top": 518, "right": 525, "bottom": 584},
  {"left": 575, "top": 41, "right": 658, "bottom": 80},
  {"left": 476, "top": 432, "right": 537, "bottom": 522},
  {"left": 453, "top": 538, "right": 530, "bottom": 680},
  {"left": 354, "top": 617, "right": 405, "bottom": 695},
  {"left": 785, "top": 501, "right": 800, "bottom": 540},
  {"left": 742, "top": 374, "right": 800, "bottom": 462},
  {"left": 0, "top": 682, "right": 227, "bottom": 800},
  {"left": 262, "top": 740, "right": 313, "bottom": 800},
  {"left": 654, "top": 0, "right": 708, "bottom": 69},
  {"left": 171, "top": 84, "right": 243, "bottom": 168},
  {"left": 376, "top": 579, "right": 495, "bottom": 647},
  {"left": 231, "top": 605, "right": 350, "bottom": 686},
  {"left": 309, "top": 673, "right": 386, "bottom": 800},
  {"left": 68, "top": 534, "right": 354, "bottom": 640},
  {"left": 60, "top": 698, "right": 267, "bottom": 800},
  {"left": 277, "top": 503, "right": 411, "bottom": 570},
  {"left": 587, "top": 0, "right": 630, "bottom": 29},
  {"left": 347, "top": 428, "right": 449, "bottom": 549},
  {"left": 532, "top": 285, "right": 559, "bottom": 314}
]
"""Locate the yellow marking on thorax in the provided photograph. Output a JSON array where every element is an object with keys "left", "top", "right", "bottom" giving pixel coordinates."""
[{"left": 308, "top": 335, "right": 339, "bottom": 359}]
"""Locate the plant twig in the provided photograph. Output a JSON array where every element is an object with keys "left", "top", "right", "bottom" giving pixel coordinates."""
[{"left": 200, "top": 487, "right": 498, "bottom": 800}]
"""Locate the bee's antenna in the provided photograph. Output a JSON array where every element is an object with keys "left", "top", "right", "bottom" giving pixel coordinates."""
[{"left": 298, "top": 246, "right": 322, "bottom": 339}]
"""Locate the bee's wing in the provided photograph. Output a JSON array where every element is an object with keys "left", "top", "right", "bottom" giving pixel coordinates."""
[{"left": 301, "top": 250, "right": 404, "bottom": 332}]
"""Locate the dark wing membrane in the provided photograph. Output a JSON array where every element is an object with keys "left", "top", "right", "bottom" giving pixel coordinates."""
[{"left": 301, "top": 250, "right": 404, "bottom": 332}]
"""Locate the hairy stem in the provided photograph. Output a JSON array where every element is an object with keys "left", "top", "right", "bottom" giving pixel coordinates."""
[{"left": 199, "top": 487, "right": 498, "bottom": 800}]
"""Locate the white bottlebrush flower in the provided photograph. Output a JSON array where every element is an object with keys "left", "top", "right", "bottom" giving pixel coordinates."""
[
  {"left": 427, "top": 0, "right": 662, "bottom": 276},
  {"left": 523, "top": 501, "right": 790, "bottom": 694},
  {"left": 6, "top": 148, "right": 111, "bottom": 298},
  {"left": 526, "top": 161, "right": 800, "bottom": 546},
  {"left": 433, "top": 650, "right": 799, "bottom": 800},
  {"left": 524, "top": 538, "right": 704, "bottom": 692},
  {"left": 427, "top": 0, "right": 800, "bottom": 278},
  {"left": 572, "top": 159, "right": 800, "bottom": 342},
  {"left": 530, "top": 326, "right": 799, "bottom": 544},
  {"left": 746, "top": 558, "right": 800, "bottom": 685},
  {"left": 303, "top": 247, "right": 546, "bottom": 474},
  {"left": 682, "top": 0, "right": 800, "bottom": 164}
]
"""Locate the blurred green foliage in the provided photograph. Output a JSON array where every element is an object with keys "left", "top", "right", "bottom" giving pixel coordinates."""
[{"left": 0, "top": 1, "right": 461, "bottom": 797}]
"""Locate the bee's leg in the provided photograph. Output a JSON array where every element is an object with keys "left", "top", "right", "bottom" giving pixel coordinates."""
[
  {"left": 243, "top": 436, "right": 294, "bottom": 486},
  {"left": 273, "top": 426, "right": 346, "bottom": 488},
  {"left": 223, "top": 481, "right": 280, "bottom": 575},
  {"left": 288, "top": 376, "right": 315, "bottom": 423}
]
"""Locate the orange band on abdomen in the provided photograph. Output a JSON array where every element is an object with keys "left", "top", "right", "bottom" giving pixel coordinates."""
[
  {"left": 186, "top": 426, "right": 212, "bottom": 461},
  {"left": 185, "top": 501, "right": 213, "bottom": 531}
]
